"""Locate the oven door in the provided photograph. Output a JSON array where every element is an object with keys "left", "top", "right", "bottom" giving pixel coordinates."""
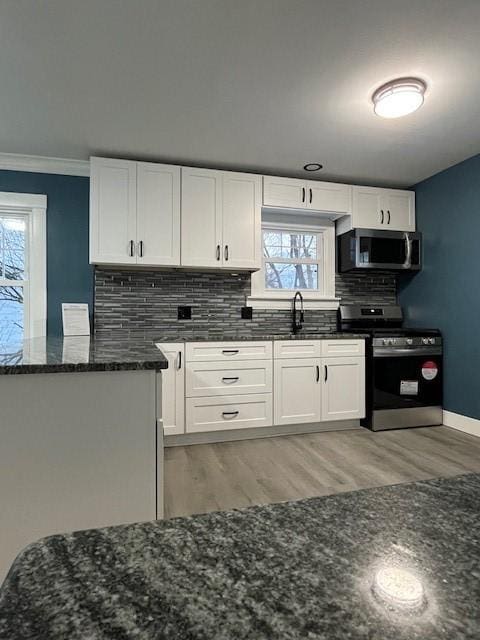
[
  {"left": 356, "top": 229, "right": 421, "bottom": 270},
  {"left": 371, "top": 351, "right": 443, "bottom": 430}
]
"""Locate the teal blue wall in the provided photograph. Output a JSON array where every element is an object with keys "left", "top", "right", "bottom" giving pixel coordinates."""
[
  {"left": 0, "top": 170, "right": 92, "bottom": 337},
  {"left": 399, "top": 153, "right": 480, "bottom": 420}
]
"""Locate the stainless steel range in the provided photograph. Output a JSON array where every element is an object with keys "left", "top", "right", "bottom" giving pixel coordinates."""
[{"left": 339, "top": 305, "right": 443, "bottom": 431}]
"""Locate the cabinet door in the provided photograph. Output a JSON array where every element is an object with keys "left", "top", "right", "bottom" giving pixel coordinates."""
[
  {"left": 222, "top": 172, "right": 261, "bottom": 269},
  {"left": 263, "top": 176, "right": 307, "bottom": 209},
  {"left": 352, "top": 186, "right": 384, "bottom": 229},
  {"left": 383, "top": 190, "right": 415, "bottom": 231},
  {"left": 136, "top": 162, "right": 181, "bottom": 266},
  {"left": 89, "top": 157, "right": 137, "bottom": 264},
  {"left": 321, "top": 357, "right": 365, "bottom": 421},
  {"left": 181, "top": 167, "right": 222, "bottom": 267},
  {"left": 274, "top": 358, "right": 321, "bottom": 425},
  {"left": 307, "top": 181, "right": 352, "bottom": 214},
  {"left": 158, "top": 343, "right": 185, "bottom": 436}
]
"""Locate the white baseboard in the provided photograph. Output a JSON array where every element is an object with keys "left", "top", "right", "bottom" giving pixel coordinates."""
[{"left": 443, "top": 410, "right": 480, "bottom": 438}]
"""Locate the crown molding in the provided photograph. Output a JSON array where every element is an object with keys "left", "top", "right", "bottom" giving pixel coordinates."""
[{"left": 0, "top": 152, "right": 90, "bottom": 177}]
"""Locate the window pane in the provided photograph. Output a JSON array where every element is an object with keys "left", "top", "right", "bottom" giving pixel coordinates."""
[
  {"left": 265, "top": 263, "right": 318, "bottom": 289},
  {"left": 263, "top": 231, "right": 317, "bottom": 260},
  {"left": 1, "top": 217, "right": 26, "bottom": 280},
  {"left": 0, "top": 286, "right": 24, "bottom": 344}
]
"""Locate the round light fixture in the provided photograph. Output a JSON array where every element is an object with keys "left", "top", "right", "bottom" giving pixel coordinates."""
[
  {"left": 303, "top": 163, "right": 323, "bottom": 172},
  {"left": 372, "top": 77, "right": 426, "bottom": 119},
  {"left": 372, "top": 566, "right": 425, "bottom": 610}
]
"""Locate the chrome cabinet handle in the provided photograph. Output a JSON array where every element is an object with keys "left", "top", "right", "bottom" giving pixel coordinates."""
[
  {"left": 129, "top": 240, "right": 135, "bottom": 257},
  {"left": 138, "top": 240, "right": 144, "bottom": 257},
  {"left": 216, "top": 244, "right": 221, "bottom": 261},
  {"left": 324, "top": 365, "right": 328, "bottom": 382},
  {"left": 387, "top": 210, "right": 391, "bottom": 224},
  {"left": 177, "top": 351, "right": 182, "bottom": 370},
  {"left": 222, "top": 376, "right": 239, "bottom": 384},
  {"left": 380, "top": 210, "right": 384, "bottom": 224},
  {"left": 302, "top": 187, "right": 305, "bottom": 203},
  {"left": 224, "top": 245, "right": 229, "bottom": 261},
  {"left": 222, "top": 349, "right": 239, "bottom": 355},
  {"left": 222, "top": 411, "right": 239, "bottom": 419},
  {"left": 309, "top": 188, "right": 313, "bottom": 204},
  {"left": 316, "top": 365, "right": 320, "bottom": 382}
]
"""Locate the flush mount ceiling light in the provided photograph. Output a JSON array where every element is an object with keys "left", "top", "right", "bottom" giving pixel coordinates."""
[
  {"left": 303, "top": 163, "right": 323, "bottom": 172},
  {"left": 372, "top": 77, "right": 427, "bottom": 118}
]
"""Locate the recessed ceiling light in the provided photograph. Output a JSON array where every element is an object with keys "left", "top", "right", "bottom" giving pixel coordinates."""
[
  {"left": 372, "top": 77, "right": 427, "bottom": 119},
  {"left": 303, "top": 163, "right": 323, "bottom": 171}
]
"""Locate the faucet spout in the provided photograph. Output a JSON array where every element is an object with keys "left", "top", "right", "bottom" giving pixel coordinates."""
[{"left": 292, "top": 291, "right": 305, "bottom": 334}]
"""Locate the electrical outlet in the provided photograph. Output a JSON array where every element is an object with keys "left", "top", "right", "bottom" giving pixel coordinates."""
[
  {"left": 177, "top": 306, "right": 192, "bottom": 320},
  {"left": 241, "top": 306, "right": 253, "bottom": 320}
]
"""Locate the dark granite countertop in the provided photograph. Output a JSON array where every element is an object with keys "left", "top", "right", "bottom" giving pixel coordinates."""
[
  {"left": 150, "top": 332, "right": 367, "bottom": 343},
  {"left": 1, "top": 473, "right": 479, "bottom": 639},
  {"left": 0, "top": 336, "right": 168, "bottom": 375}
]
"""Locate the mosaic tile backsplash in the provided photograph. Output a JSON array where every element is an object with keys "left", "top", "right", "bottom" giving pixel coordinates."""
[{"left": 94, "top": 269, "right": 397, "bottom": 339}]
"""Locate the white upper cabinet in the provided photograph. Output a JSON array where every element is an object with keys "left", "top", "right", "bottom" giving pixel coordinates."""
[
  {"left": 222, "top": 171, "right": 261, "bottom": 269},
  {"left": 181, "top": 167, "right": 222, "bottom": 268},
  {"left": 263, "top": 176, "right": 352, "bottom": 216},
  {"left": 90, "top": 157, "right": 137, "bottom": 265},
  {"left": 181, "top": 168, "right": 261, "bottom": 270},
  {"left": 90, "top": 157, "right": 181, "bottom": 266},
  {"left": 337, "top": 186, "right": 415, "bottom": 233},
  {"left": 136, "top": 162, "right": 181, "bottom": 266}
]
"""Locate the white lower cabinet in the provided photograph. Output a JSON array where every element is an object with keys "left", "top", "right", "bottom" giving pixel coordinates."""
[
  {"left": 157, "top": 343, "right": 185, "bottom": 436},
  {"left": 162, "top": 339, "right": 365, "bottom": 438},
  {"left": 186, "top": 394, "right": 273, "bottom": 433},
  {"left": 274, "top": 358, "right": 322, "bottom": 425},
  {"left": 321, "top": 356, "right": 365, "bottom": 421}
]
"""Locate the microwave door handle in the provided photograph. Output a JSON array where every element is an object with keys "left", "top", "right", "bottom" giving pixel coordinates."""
[{"left": 404, "top": 232, "right": 412, "bottom": 268}]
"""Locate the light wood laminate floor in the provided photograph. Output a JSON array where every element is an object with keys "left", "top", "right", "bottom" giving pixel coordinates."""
[{"left": 164, "top": 426, "right": 480, "bottom": 519}]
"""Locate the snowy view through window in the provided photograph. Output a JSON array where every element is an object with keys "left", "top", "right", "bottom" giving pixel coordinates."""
[
  {"left": 0, "top": 215, "right": 26, "bottom": 346},
  {"left": 263, "top": 230, "right": 319, "bottom": 290}
]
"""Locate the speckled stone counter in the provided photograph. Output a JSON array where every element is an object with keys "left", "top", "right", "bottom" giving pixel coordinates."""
[
  {"left": 1, "top": 473, "right": 479, "bottom": 639},
  {"left": 0, "top": 336, "right": 168, "bottom": 375},
  {"left": 153, "top": 332, "right": 366, "bottom": 343}
]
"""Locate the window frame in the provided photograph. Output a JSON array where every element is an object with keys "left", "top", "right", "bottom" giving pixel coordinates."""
[
  {"left": 249, "top": 220, "right": 339, "bottom": 310},
  {"left": 0, "top": 192, "right": 47, "bottom": 341}
]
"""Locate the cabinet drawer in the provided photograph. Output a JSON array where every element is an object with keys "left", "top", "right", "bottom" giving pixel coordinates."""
[
  {"left": 186, "top": 360, "right": 272, "bottom": 397},
  {"left": 274, "top": 340, "right": 322, "bottom": 359},
  {"left": 321, "top": 340, "right": 365, "bottom": 357},
  {"left": 186, "top": 394, "right": 273, "bottom": 433},
  {"left": 186, "top": 341, "right": 272, "bottom": 362}
]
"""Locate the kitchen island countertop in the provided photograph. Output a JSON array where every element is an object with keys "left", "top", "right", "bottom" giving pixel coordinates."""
[{"left": 1, "top": 473, "right": 479, "bottom": 639}]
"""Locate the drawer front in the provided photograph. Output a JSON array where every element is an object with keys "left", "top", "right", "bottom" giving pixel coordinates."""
[
  {"left": 186, "top": 341, "right": 272, "bottom": 362},
  {"left": 274, "top": 340, "right": 322, "bottom": 359},
  {"left": 186, "top": 360, "right": 272, "bottom": 397},
  {"left": 321, "top": 340, "right": 365, "bottom": 357},
  {"left": 186, "top": 394, "right": 273, "bottom": 433}
]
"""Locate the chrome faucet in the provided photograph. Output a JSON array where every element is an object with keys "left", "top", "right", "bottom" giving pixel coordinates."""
[{"left": 292, "top": 291, "right": 305, "bottom": 334}]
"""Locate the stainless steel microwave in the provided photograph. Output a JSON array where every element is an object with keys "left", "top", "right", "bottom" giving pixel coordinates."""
[{"left": 337, "top": 229, "right": 422, "bottom": 272}]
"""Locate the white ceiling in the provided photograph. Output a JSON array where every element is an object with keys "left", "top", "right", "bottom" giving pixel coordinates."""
[{"left": 0, "top": 0, "right": 479, "bottom": 187}]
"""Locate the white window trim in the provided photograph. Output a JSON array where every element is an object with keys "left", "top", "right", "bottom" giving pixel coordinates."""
[
  {"left": 0, "top": 192, "right": 47, "bottom": 339},
  {"left": 248, "top": 220, "right": 339, "bottom": 310}
]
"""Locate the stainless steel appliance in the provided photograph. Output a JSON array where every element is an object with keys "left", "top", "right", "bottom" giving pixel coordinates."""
[
  {"left": 339, "top": 305, "right": 443, "bottom": 431},
  {"left": 337, "top": 229, "right": 422, "bottom": 272}
]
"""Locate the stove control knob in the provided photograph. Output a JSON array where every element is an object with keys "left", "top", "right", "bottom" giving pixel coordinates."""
[
  {"left": 406, "top": 338, "right": 413, "bottom": 345},
  {"left": 422, "top": 338, "right": 429, "bottom": 345},
  {"left": 428, "top": 337, "right": 435, "bottom": 345},
  {"left": 383, "top": 339, "right": 389, "bottom": 346}
]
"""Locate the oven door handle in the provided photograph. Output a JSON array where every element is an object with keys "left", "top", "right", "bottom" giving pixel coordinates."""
[{"left": 373, "top": 347, "right": 443, "bottom": 357}]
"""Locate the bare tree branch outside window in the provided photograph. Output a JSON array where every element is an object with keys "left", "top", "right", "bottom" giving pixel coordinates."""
[
  {"left": 0, "top": 216, "right": 26, "bottom": 345},
  {"left": 263, "top": 230, "right": 319, "bottom": 290}
]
